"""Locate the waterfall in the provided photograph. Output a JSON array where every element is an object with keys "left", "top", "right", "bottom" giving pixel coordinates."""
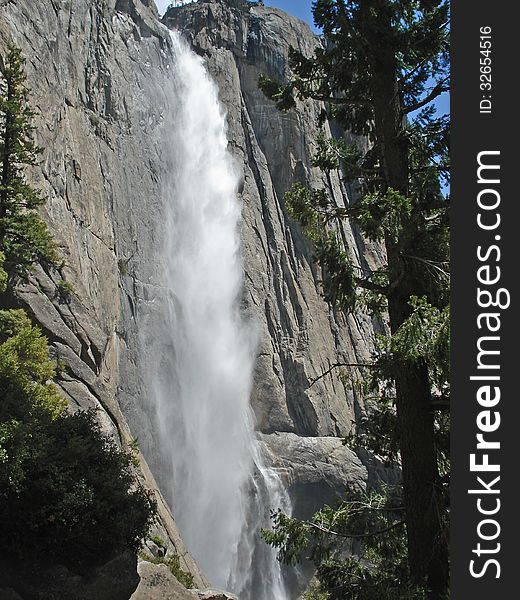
[{"left": 149, "top": 30, "right": 292, "bottom": 599}]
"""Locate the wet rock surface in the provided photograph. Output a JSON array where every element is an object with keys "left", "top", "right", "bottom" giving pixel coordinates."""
[{"left": 260, "top": 432, "right": 368, "bottom": 517}]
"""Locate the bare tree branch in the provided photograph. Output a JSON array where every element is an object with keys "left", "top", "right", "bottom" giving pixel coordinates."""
[
  {"left": 310, "top": 361, "right": 375, "bottom": 387},
  {"left": 306, "top": 519, "right": 405, "bottom": 539},
  {"left": 404, "top": 77, "right": 450, "bottom": 114}
]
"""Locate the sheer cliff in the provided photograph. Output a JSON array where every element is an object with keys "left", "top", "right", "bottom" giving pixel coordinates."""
[
  {"left": 163, "top": 0, "right": 382, "bottom": 515},
  {"left": 166, "top": 1, "right": 380, "bottom": 438},
  {"left": 0, "top": 0, "right": 206, "bottom": 587},
  {"left": 0, "top": 0, "right": 382, "bottom": 595}
]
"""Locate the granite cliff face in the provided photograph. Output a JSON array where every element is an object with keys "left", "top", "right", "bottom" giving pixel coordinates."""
[
  {"left": 165, "top": 0, "right": 380, "bottom": 439},
  {"left": 0, "top": 0, "right": 382, "bottom": 593},
  {"left": 163, "top": 0, "right": 383, "bottom": 506},
  {"left": 0, "top": 0, "right": 206, "bottom": 587}
]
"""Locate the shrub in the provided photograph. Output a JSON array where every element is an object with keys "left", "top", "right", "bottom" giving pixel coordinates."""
[
  {"left": 57, "top": 279, "right": 75, "bottom": 301},
  {"left": 149, "top": 535, "right": 167, "bottom": 550},
  {"left": 118, "top": 258, "right": 128, "bottom": 276},
  {"left": 0, "top": 306, "right": 155, "bottom": 570},
  {"left": 0, "top": 408, "right": 156, "bottom": 570}
]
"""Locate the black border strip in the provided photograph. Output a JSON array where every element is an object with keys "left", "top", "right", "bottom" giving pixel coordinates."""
[{"left": 452, "top": 1, "right": 517, "bottom": 596}]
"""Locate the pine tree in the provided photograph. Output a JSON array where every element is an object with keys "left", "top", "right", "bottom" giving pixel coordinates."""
[
  {"left": 0, "top": 44, "right": 57, "bottom": 275},
  {"left": 260, "top": 1, "right": 450, "bottom": 597}
]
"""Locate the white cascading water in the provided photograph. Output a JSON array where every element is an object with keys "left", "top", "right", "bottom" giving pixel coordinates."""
[{"left": 151, "top": 31, "right": 292, "bottom": 599}]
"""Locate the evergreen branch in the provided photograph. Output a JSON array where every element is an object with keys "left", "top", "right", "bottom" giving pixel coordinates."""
[
  {"left": 402, "top": 254, "right": 450, "bottom": 285},
  {"left": 352, "top": 263, "right": 379, "bottom": 275},
  {"left": 339, "top": 501, "right": 405, "bottom": 513},
  {"left": 402, "top": 254, "right": 449, "bottom": 276},
  {"left": 404, "top": 77, "right": 450, "bottom": 114},
  {"left": 355, "top": 276, "right": 388, "bottom": 294},
  {"left": 411, "top": 163, "right": 450, "bottom": 173},
  {"left": 303, "top": 91, "right": 369, "bottom": 108},
  {"left": 408, "top": 20, "right": 450, "bottom": 52},
  {"left": 398, "top": 54, "right": 434, "bottom": 85}
]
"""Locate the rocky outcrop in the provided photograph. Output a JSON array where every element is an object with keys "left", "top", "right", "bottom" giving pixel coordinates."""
[
  {"left": 131, "top": 562, "right": 194, "bottom": 600},
  {"left": 260, "top": 432, "right": 368, "bottom": 517},
  {"left": 196, "top": 592, "right": 239, "bottom": 600},
  {"left": 131, "top": 561, "right": 238, "bottom": 600}
]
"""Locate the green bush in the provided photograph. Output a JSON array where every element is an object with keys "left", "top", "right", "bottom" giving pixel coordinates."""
[
  {"left": 0, "top": 408, "right": 155, "bottom": 569},
  {"left": 57, "top": 279, "right": 75, "bottom": 301},
  {"left": 0, "top": 306, "right": 155, "bottom": 570},
  {"left": 0, "top": 308, "right": 66, "bottom": 421},
  {"left": 118, "top": 258, "right": 128, "bottom": 276},
  {"left": 149, "top": 535, "right": 167, "bottom": 550}
]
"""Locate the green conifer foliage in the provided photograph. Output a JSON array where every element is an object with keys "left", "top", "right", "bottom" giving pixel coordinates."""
[
  {"left": 260, "top": 1, "right": 450, "bottom": 597},
  {"left": 0, "top": 45, "right": 57, "bottom": 274}
]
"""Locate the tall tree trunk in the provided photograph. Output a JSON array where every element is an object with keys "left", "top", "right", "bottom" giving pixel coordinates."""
[
  {"left": 369, "top": 11, "right": 449, "bottom": 595},
  {"left": 388, "top": 285, "right": 448, "bottom": 597}
]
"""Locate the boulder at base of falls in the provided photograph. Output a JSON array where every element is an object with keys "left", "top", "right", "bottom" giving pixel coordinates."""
[
  {"left": 260, "top": 432, "right": 368, "bottom": 518},
  {"left": 260, "top": 432, "right": 401, "bottom": 521},
  {"left": 131, "top": 561, "right": 195, "bottom": 600},
  {"left": 130, "top": 561, "right": 238, "bottom": 600},
  {"left": 196, "top": 591, "right": 239, "bottom": 600}
]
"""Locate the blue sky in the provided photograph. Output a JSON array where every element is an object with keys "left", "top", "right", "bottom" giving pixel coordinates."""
[{"left": 263, "top": 1, "right": 318, "bottom": 31}]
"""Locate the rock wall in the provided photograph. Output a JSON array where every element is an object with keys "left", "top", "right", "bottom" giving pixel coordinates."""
[
  {"left": 1, "top": 0, "right": 383, "bottom": 592},
  {"left": 164, "top": 0, "right": 381, "bottom": 439},
  {"left": 0, "top": 0, "right": 206, "bottom": 587},
  {"left": 163, "top": 0, "right": 384, "bottom": 506}
]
